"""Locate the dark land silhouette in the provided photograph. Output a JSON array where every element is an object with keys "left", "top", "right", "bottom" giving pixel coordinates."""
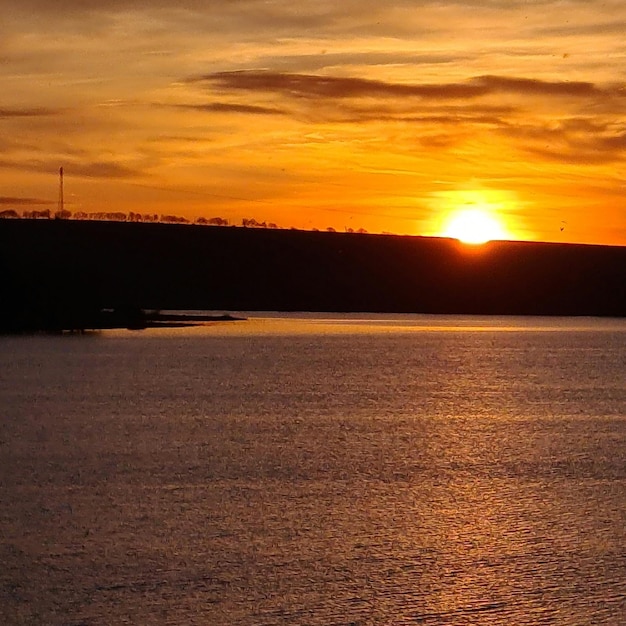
[{"left": 1, "top": 218, "right": 625, "bottom": 331}]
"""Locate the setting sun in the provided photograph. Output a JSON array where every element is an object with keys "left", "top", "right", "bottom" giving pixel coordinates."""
[{"left": 442, "top": 209, "right": 509, "bottom": 244}]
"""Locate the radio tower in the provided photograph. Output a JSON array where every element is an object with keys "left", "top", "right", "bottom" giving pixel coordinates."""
[{"left": 57, "top": 167, "right": 64, "bottom": 217}]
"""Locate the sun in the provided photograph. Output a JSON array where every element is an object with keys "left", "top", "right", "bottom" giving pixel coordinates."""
[
  {"left": 426, "top": 188, "right": 521, "bottom": 243},
  {"left": 442, "top": 208, "right": 509, "bottom": 244}
]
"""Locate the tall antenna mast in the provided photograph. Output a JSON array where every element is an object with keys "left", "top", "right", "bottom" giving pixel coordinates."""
[{"left": 57, "top": 167, "right": 64, "bottom": 216}]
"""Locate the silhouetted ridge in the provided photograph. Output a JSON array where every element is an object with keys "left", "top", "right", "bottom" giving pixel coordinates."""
[{"left": 0, "top": 219, "right": 624, "bottom": 331}]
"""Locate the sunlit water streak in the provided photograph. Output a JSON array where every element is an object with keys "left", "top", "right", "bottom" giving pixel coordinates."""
[{"left": 1, "top": 314, "right": 626, "bottom": 625}]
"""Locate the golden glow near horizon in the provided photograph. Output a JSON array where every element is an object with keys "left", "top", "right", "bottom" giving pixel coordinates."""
[
  {"left": 442, "top": 209, "right": 508, "bottom": 244},
  {"left": 428, "top": 189, "right": 522, "bottom": 243},
  {"left": 1, "top": 1, "right": 626, "bottom": 245}
]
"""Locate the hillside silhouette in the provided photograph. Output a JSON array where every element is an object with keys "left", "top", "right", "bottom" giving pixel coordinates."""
[{"left": 0, "top": 219, "right": 625, "bottom": 331}]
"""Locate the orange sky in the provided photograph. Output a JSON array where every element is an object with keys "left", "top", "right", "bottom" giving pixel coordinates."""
[{"left": 1, "top": 1, "right": 625, "bottom": 245}]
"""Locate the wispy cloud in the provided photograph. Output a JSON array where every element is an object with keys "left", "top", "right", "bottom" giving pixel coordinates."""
[
  {"left": 497, "top": 118, "right": 626, "bottom": 164},
  {"left": 540, "top": 19, "right": 626, "bottom": 37},
  {"left": 248, "top": 51, "right": 471, "bottom": 74},
  {"left": 172, "top": 102, "right": 286, "bottom": 116},
  {"left": 184, "top": 70, "right": 623, "bottom": 133},
  {"left": 70, "top": 161, "right": 142, "bottom": 179},
  {"left": 194, "top": 71, "right": 610, "bottom": 102},
  {"left": 0, "top": 196, "right": 53, "bottom": 205},
  {"left": 0, "top": 107, "right": 61, "bottom": 118},
  {"left": 0, "top": 158, "right": 141, "bottom": 179}
]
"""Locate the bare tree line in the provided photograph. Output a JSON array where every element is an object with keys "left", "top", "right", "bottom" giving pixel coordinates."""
[
  {"left": 0, "top": 208, "right": 368, "bottom": 234},
  {"left": 0, "top": 208, "right": 231, "bottom": 225}
]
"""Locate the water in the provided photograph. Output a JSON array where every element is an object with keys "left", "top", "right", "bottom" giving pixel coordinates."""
[{"left": 1, "top": 314, "right": 626, "bottom": 625}]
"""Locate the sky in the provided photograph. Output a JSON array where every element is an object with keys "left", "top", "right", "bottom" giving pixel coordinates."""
[{"left": 1, "top": 0, "right": 626, "bottom": 245}]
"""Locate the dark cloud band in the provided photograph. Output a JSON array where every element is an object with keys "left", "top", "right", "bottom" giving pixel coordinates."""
[{"left": 192, "top": 70, "right": 607, "bottom": 101}]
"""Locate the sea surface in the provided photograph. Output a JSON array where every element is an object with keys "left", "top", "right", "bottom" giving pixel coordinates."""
[{"left": 1, "top": 313, "right": 626, "bottom": 625}]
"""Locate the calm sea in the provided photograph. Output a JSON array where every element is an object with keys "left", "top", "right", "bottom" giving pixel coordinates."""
[{"left": 1, "top": 314, "right": 626, "bottom": 625}]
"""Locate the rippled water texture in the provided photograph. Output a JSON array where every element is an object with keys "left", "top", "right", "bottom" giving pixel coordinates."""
[{"left": 1, "top": 314, "right": 626, "bottom": 625}]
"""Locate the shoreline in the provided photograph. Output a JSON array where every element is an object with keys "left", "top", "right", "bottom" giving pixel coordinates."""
[{"left": 0, "top": 311, "right": 246, "bottom": 334}]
